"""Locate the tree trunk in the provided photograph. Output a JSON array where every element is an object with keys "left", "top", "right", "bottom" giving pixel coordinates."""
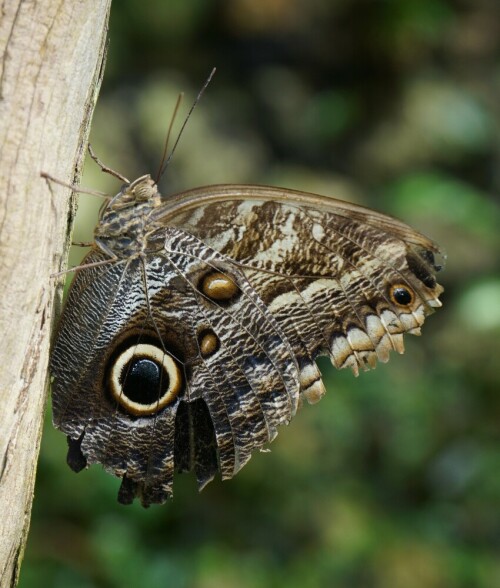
[{"left": 0, "top": 2, "right": 112, "bottom": 585}]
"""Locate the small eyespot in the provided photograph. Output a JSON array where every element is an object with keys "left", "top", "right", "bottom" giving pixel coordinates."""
[
  {"left": 108, "top": 343, "right": 182, "bottom": 415},
  {"left": 199, "top": 330, "right": 220, "bottom": 358},
  {"left": 200, "top": 271, "right": 239, "bottom": 302},
  {"left": 389, "top": 284, "right": 415, "bottom": 307}
]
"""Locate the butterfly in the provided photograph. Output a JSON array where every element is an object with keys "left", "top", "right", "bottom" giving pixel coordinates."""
[{"left": 50, "top": 75, "right": 444, "bottom": 507}]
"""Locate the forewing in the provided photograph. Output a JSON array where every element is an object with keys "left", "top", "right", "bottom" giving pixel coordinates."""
[{"left": 164, "top": 185, "right": 444, "bottom": 402}]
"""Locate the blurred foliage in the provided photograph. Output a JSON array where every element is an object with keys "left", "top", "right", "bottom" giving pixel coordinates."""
[{"left": 22, "top": 0, "right": 500, "bottom": 586}]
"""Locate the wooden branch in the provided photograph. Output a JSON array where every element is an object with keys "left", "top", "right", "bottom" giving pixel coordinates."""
[{"left": 0, "top": 2, "right": 112, "bottom": 585}]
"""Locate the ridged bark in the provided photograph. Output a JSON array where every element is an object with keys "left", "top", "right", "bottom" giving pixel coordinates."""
[{"left": 0, "top": 2, "right": 111, "bottom": 585}]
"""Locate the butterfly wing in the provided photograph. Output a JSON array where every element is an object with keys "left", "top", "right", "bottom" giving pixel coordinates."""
[
  {"left": 51, "top": 184, "right": 444, "bottom": 506},
  {"left": 161, "top": 184, "right": 444, "bottom": 387}
]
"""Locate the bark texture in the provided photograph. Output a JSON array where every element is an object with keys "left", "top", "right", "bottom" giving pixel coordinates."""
[{"left": 0, "top": 2, "right": 112, "bottom": 585}]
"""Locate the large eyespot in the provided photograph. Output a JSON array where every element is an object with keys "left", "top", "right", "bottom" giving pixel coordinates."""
[
  {"left": 389, "top": 284, "right": 415, "bottom": 307},
  {"left": 108, "top": 343, "right": 182, "bottom": 415},
  {"left": 200, "top": 271, "right": 239, "bottom": 302}
]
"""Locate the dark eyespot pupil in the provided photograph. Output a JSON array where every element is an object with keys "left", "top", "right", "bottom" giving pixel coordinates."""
[
  {"left": 393, "top": 287, "right": 412, "bottom": 305},
  {"left": 121, "top": 358, "right": 168, "bottom": 405}
]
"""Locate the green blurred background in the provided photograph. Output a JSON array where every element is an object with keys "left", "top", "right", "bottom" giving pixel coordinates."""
[{"left": 22, "top": 0, "right": 500, "bottom": 586}]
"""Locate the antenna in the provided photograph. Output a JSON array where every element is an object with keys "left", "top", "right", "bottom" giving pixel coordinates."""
[
  {"left": 157, "top": 67, "right": 216, "bottom": 182},
  {"left": 155, "top": 92, "right": 183, "bottom": 183}
]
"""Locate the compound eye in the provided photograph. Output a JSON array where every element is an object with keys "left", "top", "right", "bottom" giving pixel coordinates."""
[
  {"left": 108, "top": 343, "right": 182, "bottom": 415},
  {"left": 389, "top": 284, "right": 415, "bottom": 307}
]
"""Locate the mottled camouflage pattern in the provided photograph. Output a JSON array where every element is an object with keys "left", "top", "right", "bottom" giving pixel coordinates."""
[{"left": 51, "top": 177, "right": 444, "bottom": 506}]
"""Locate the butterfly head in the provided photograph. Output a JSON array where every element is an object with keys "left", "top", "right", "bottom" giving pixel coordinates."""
[
  {"left": 94, "top": 175, "right": 163, "bottom": 258},
  {"left": 100, "top": 175, "right": 162, "bottom": 218}
]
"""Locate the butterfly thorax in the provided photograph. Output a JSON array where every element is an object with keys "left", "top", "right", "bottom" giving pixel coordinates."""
[{"left": 94, "top": 175, "right": 163, "bottom": 259}]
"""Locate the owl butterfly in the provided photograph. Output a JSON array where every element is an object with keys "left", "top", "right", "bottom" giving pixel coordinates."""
[{"left": 50, "top": 85, "right": 444, "bottom": 507}]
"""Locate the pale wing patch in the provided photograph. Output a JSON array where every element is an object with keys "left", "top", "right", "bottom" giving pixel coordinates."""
[
  {"left": 300, "top": 278, "right": 339, "bottom": 303},
  {"left": 399, "top": 305, "right": 426, "bottom": 331},
  {"left": 268, "top": 290, "right": 302, "bottom": 314},
  {"left": 251, "top": 211, "right": 299, "bottom": 265},
  {"left": 299, "top": 362, "right": 326, "bottom": 404},
  {"left": 312, "top": 222, "right": 325, "bottom": 241}
]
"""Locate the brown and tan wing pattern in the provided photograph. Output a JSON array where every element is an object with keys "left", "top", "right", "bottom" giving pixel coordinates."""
[
  {"left": 52, "top": 233, "right": 302, "bottom": 506},
  {"left": 51, "top": 181, "right": 443, "bottom": 506},
  {"left": 161, "top": 185, "right": 444, "bottom": 402}
]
